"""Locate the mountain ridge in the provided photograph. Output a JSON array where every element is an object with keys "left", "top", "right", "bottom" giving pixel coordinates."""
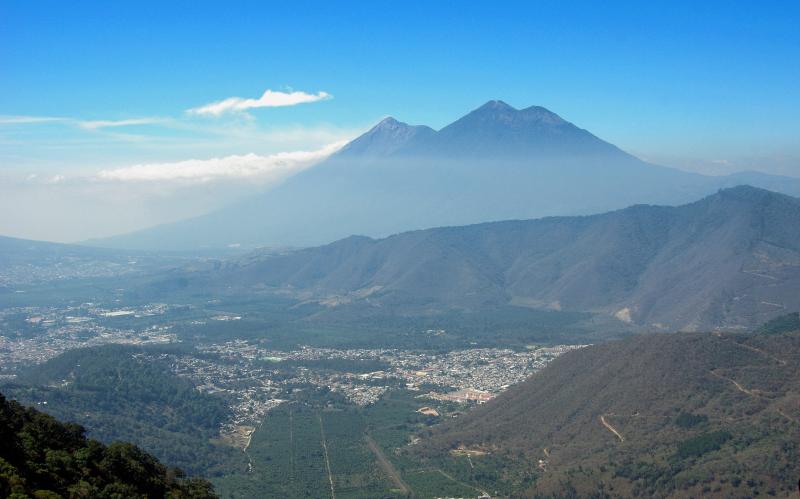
[{"left": 197, "top": 185, "right": 800, "bottom": 331}]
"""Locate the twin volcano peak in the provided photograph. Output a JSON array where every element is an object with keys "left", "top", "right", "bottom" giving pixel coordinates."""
[
  {"left": 372, "top": 100, "right": 565, "bottom": 134},
  {"left": 336, "top": 100, "right": 616, "bottom": 160}
]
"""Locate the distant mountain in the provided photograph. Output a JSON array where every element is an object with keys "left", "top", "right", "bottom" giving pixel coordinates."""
[
  {"left": 336, "top": 116, "right": 435, "bottom": 158},
  {"left": 418, "top": 329, "right": 800, "bottom": 497},
  {"left": 399, "top": 100, "right": 627, "bottom": 158},
  {"left": 90, "top": 100, "right": 800, "bottom": 250},
  {"left": 203, "top": 186, "right": 800, "bottom": 331},
  {"left": 0, "top": 235, "right": 115, "bottom": 263}
]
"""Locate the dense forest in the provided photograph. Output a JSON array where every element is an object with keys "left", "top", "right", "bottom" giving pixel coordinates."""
[{"left": 0, "top": 392, "right": 216, "bottom": 498}]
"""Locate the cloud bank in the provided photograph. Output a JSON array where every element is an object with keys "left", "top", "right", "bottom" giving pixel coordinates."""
[
  {"left": 95, "top": 140, "right": 346, "bottom": 183},
  {"left": 188, "top": 89, "right": 332, "bottom": 116}
]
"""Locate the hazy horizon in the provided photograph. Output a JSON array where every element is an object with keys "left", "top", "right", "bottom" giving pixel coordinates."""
[{"left": 2, "top": 1, "right": 800, "bottom": 242}]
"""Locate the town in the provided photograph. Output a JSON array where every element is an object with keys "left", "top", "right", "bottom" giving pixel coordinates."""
[
  {"left": 0, "top": 303, "right": 179, "bottom": 377},
  {"left": 0, "top": 300, "right": 585, "bottom": 445},
  {"left": 149, "top": 340, "right": 585, "bottom": 441}
]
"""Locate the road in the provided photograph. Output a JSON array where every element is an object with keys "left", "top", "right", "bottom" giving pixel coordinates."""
[
  {"left": 365, "top": 433, "right": 411, "bottom": 495},
  {"left": 318, "top": 414, "right": 336, "bottom": 499},
  {"left": 713, "top": 333, "right": 787, "bottom": 366},
  {"left": 600, "top": 415, "right": 624, "bottom": 442},
  {"left": 709, "top": 370, "right": 761, "bottom": 397},
  {"left": 710, "top": 368, "right": 799, "bottom": 425}
]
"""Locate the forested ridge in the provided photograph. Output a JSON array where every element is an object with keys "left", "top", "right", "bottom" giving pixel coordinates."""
[{"left": 0, "top": 392, "right": 217, "bottom": 498}]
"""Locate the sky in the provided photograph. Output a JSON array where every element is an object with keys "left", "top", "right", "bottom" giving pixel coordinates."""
[{"left": 1, "top": 0, "right": 799, "bottom": 242}]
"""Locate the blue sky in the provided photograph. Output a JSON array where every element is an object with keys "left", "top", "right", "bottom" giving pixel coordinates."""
[{"left": 1, "top": 0, "right": 799, "bottom": 240}]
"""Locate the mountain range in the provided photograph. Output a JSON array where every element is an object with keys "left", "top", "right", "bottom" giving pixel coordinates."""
[
  {"left": 89, "top": 100, "right": 800, "bottom": 251},
  {"left": 196, "top": 185, "right": 800, "bottom": 331}
]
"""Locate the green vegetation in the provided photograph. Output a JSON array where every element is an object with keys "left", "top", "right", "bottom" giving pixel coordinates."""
[
  {"left": 363, "top": 390, "right": 506, "bottom": 497},
  {"left": 758, "top": 311, "right": 800, "bottom": 335},
  {"left": 0, "top": 392, "right": 216, "bottom": 498},
  {"left": 169, "top": 295, "right": 601, "bottom": 350},
  {"left": 2, "top": 345, "right": 245, "bottom": 477},
  {"left": 213, "top": 387, "right": 505, "bottom": 498},
  {"left": 674, "top": 412, "right": 708, "bottom": 429},
  {"left": 675, "top": 430, "right": 732, "bottom": 459},
  {"left": 214, "top": 396, "right": 394, "bottom": 498}
]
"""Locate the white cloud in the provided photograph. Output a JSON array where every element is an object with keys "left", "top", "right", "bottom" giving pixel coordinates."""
[
  {"left": 188, "top": 89, "right": 332, "bottom": 116},
  {"left": 78, "top": 118, "right": 166, "bottom": 130},
  {"left": 0, "top": 115, "right": 166, "bottom": 130},
  {"left": 0, "top": 115, "right": 66, "bottom": 125},
  {"left": 95, "top": 140, "right": 346, "bottom": 183}
]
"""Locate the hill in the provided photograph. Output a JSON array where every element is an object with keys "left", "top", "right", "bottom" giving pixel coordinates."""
[
  {"left": 197, "top": 186, "right": 800, "bottom": 331},
  {"left": 89, "top": 101, "right": 800, "bottom": 251},
  {"left": 0, "top": 391, "right": 216, "bottom": 498},
  {"left": 418, "top": 329, "right": 800, "bottom": 497},
  {"left": 1, "top": 345, "right": 246, "bottom": 477}
]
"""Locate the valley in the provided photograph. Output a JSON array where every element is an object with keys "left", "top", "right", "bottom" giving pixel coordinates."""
[
  {"left": 2, "top": 186, "right": 800, "bottom": 497},
  {"left": 4, "top": 5, "right": 799, "bottom": 497}
]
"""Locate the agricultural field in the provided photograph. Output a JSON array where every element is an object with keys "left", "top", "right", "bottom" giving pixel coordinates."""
[
  {"left": 213, "top": 401, "right": 394, "bottom": 498},
  {"left": 213, "top": 388, "right": 500, "bottom": 498}
]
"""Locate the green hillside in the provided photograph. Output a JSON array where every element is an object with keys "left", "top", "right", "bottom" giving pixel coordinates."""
[
  {"left": 2, "top": 345, "right": 246, "bottom": 477},
  {"left": 0, "top": 392, "right": 216, "bottom": 498}
]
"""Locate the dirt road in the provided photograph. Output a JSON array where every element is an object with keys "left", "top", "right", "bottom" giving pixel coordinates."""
[
  {"left": 600, "top": 415, "right": 624, "bottom": 442},
  {"left": 318, "top": 414, "right": 336, "bottom": 499},
  {"left": 365, "top": 434, "right": 411, "bottom": 495},
  {"left": 709, "top": 370, "right": 761, "bottom": 397}
]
